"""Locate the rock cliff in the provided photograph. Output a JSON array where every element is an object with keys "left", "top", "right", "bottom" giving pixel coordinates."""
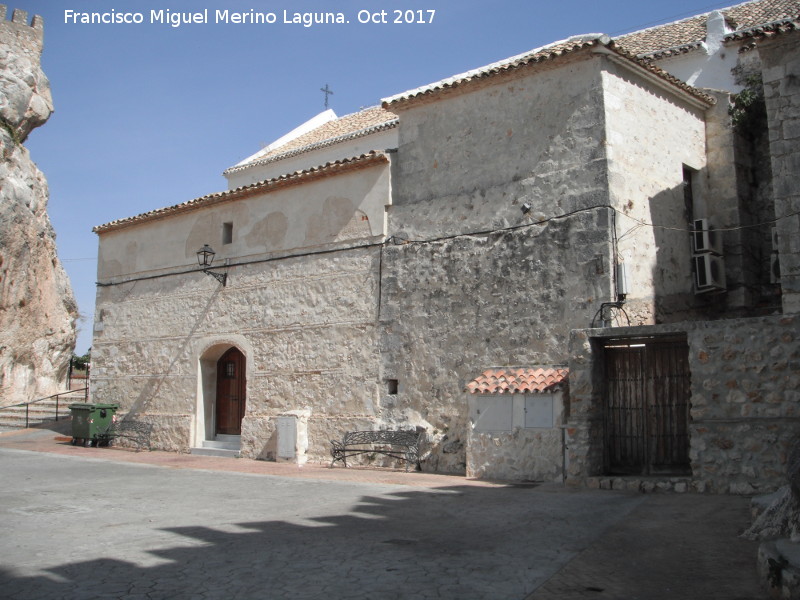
[{"left": 0, "top": 7, "right": 77, "bottom": 405}]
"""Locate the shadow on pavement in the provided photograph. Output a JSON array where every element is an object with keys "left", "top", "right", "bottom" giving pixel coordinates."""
[{"left": 0, "top": 431, "right": 763, "bottom": 600}]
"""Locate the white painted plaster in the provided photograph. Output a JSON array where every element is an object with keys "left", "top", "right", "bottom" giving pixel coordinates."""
[
  {"left": 230, "top": 109, "right": 337, "bottom": 168},
  {"left": 97, "top": 160, "right": 391, "bottom": 281},
  {"left": 225, "top": 128, "right": 397, "bottom": 189}
]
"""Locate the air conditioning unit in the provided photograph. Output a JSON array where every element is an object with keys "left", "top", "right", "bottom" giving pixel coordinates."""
[
  {"left": 694, "top": 253, "right": 726, "bottom": 293},
  {"left": 771, "top": 253, "right": 781, "bottom": 284},
  {"left": 693, "top": 218, "right": 723, "bottom": 255}
]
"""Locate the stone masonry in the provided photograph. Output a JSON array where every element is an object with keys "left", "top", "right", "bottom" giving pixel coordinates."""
[
  {"left": 92, "top": 39, "right": 714, "bottom": 481},
  {"left": 89, "top": 16, "right": 799, "bottom": 490},
  {"left": 760, "top": 28, "right": 800, "bottom": 313},
  {"left": 567, "top": 314, "right": 800, "bottom": 494}
]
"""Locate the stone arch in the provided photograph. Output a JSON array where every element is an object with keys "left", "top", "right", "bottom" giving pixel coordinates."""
[{"left": 193, "top": 335, "right": 253, "bottom": 448}]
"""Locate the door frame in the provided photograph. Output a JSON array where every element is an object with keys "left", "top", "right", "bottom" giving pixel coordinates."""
[
  {"left": 193, "top": 338, "right": 252, "bottom": 447},
  {"left": 602, "top": 335, "right": 691, "bottom": 476},
  {"left": 215, "top": 347, "right": 247, "bottom": 435}
]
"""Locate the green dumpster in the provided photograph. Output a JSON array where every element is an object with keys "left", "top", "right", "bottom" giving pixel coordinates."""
[{"left": 70, "top": 403, "right": 119, "bottom": 447}]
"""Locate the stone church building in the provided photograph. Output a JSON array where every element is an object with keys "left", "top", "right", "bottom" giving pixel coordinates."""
[{"left": 91, "top": 0, "right": 800, "bottom": 493}]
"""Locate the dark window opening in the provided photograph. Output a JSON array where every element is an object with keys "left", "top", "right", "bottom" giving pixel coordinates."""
[
  {"left": 224, "top": 361, "right": 236, "bottom": 379},
  {"left": 223, "top": 222, "right": 233, "bottom": 245},
  {"left": 387, "top": 379, "right": 399, "bottom": 395},
  {"left": 682, "top": 165, "right": 695, "bottom": 225}
]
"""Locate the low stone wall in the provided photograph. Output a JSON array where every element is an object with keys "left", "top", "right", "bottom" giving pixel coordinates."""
[
  {"left": 467, "top": 427, "right": 564, "bottom": 482},
  {"left": 567, "top": 314, "right": 799, "bottom": 494}
]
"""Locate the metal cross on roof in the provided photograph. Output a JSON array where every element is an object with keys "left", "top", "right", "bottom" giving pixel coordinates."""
[{"left": 320, "top": 83, "right": 334, "bottom": 109}]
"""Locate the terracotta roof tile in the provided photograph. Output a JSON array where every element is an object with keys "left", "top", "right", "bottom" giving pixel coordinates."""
[
  {"left": 725, "top": 15, "right": 800, "bottom": 42},
  {"left": 94, "top": 152, "right": 389, "bottom": 234},
  {"left": 467, "top": 368, "right": 569, "bottom": 395},
  {"left": 383, "top": 34, "right": 714, "bottom": 109},
  {"left": 616, "top": 0, "right": 800, "bottom": 58},
  {"left": 384, "top": 35, "right": 607, "bottom": 107},
  {"left": 225, "top": 106, "right": 397, "bottom": 175}
]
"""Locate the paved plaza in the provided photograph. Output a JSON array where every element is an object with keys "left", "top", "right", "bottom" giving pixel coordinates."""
[{"left": 0, "top": 426, "right": 764, "bottom": 599}]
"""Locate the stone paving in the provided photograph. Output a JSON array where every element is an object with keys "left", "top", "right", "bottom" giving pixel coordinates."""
[{"left": 0, "top": 426, "right": 766, "bottom": 599}]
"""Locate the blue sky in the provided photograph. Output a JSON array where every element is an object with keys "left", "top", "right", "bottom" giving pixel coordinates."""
[{"left": 18, "top": 0, "right": 738, "bottom": 354}]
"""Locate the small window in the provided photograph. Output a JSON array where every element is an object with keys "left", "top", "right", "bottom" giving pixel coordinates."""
[
  {"left": 222, "top": 222, "right": 233, "bottom": 245},
  {"left": 224, "top": 361, "right": 236, "bottom": 379},
  {"left": 387, "top": 379, "right": 399, "bottom": 395}
]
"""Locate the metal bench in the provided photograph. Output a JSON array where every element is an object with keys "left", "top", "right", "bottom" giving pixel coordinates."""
[{"left": 330, "top": 429, "right": 422, "bottom": 471}]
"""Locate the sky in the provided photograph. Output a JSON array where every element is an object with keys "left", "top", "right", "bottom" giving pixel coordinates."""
[{"left": 16, "top": 0, "right": 742, "bottom": 354}]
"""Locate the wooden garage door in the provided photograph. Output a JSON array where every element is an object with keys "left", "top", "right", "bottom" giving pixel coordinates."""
[{"left": 604, "top": 337, "right": 691, "bottom": 476}]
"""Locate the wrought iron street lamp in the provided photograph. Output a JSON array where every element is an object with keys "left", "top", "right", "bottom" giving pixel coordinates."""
[{"left": 196, "top": 244, "right": 227, "bottom": 287}]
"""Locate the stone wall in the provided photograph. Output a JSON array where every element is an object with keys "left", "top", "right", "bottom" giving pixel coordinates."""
[
  {"left": 379, "top": 53, "right": 613, "bottom": 474},
  {"left": 379, "top": 216, "right": 611, "bottom": 473},
  {"left": 92, "top": 246, "right": 383, "bottom": 459},
  {"left": 759, "top": 30, "right": 800, "bottom": 314},
  {"left": 379, "top": 51, "right": 710, "bottom": 474},
  {"left": 0, "top": 6, "right": 77, "bottom": 405},
  {"left": 93, "top": 160, "right": 390, "bottom": 459},
  {"left": 600, "top": 60, "right": 708, "bottom": 324},
  {"left": 93, "top": 42, "right": 771, "bottom": 483},
  {"left": 567, "top": 314, "right": 800, "bottom": 494},
  {"left": 389, "top": 53, "right": 610, "bottom": 240},
  {"left": 703, "top": 82, "right": 780, "bottom": 316}
]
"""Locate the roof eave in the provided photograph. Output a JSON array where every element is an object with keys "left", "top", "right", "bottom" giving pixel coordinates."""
[
  {"left": 595, "top": 43, "right": 716, "bottom": 109},
  {"left": 636, "top": 40, "right": 705, "bottom": 61},
  {"left": 94, "top": 152, "right": 390, "bottom": 235},
  {"left": 383, "top": 36, "right": 611, "bottom": 110},
  {"left": 383, "top": 35, "right": 714, "bottom": 111},
  {"left": 223, "top": 119, "right": 398, "bottom": 177},
  {"left": 724, "top": 17, "right": 800, "bottom": 43}
]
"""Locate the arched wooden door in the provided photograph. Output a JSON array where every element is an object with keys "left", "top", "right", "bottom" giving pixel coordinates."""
[{"left": 216, "top": 348, "right": 246, "bottom": 435}]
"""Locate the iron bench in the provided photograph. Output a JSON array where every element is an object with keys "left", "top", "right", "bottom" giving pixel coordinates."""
[{"left": 330, "top": 429, "right": 422, "bottom": 471}]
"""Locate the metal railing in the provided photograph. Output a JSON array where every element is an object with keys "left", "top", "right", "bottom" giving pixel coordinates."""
[{"left": 0, "top": 387, "right": 89, "bottom": 428}]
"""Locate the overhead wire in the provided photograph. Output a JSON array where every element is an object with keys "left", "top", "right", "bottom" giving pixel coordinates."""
[{"left": 94, "top": 202, "right": 800, "bottom": 287}]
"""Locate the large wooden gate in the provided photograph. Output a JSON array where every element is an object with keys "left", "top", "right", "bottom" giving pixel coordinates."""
[{"left": 604, "top": 336, "right": 691, "bottom": 475}]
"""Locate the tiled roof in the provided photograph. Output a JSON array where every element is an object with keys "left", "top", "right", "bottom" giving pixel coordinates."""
[
  {"left": 616, "top": 0, "right": 800, "bottom": 58},
  {"left": 725, "top": 15, "right": 800, "bottom": 42},
  {"left": 94, "top": 152, "right": 389, "bottom": 234},
  {"left": 467, "top": 368, "right": 569, "bottom": 395},
  {"left": 383, "top": 34, "right": 715, "bottom": 109},
  {"left": 224, "top": 106, "right": 397, "bottom": 175}
]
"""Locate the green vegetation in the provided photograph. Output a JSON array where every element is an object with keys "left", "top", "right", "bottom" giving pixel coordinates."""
[
  {"left": 71, "top": 349, "right": 91, "bottom": 372},
  {"left": 729, "top": 74, "right": 767, "bottom": 136}
]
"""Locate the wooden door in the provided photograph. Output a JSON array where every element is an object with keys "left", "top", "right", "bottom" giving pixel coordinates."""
[
  {"left": 604, "top": 337, "right": 690, "bottom": 475},
  {"left": 216, "top": 348, "right": 246, "bottom": 435}
]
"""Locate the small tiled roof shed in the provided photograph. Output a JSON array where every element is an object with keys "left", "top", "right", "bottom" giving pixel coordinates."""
[{"left": 467, "top": 368, "right": 569, "bottom": 395}]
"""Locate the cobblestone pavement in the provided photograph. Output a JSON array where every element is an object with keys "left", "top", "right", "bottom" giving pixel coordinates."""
[
  {"left": 526, "top": 493, "right": 762, "bottom": 600},
  {"left": 0, "top": 426, "right": 764, "bottom": 599}
]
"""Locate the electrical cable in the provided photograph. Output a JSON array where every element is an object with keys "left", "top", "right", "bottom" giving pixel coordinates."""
[{"left": 96, "top": 203, "right": 800, "bottom": 287}]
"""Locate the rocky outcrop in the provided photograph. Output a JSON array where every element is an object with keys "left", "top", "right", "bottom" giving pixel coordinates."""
[
  {"left": 745, "top": 436, "right": 800, "bottom": 541},
  {"left": 0, "top": 7, "right": 77, "bottom": 405},
  {"left": 745, "top": 436, "right": 800, "bottom": 598}
]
